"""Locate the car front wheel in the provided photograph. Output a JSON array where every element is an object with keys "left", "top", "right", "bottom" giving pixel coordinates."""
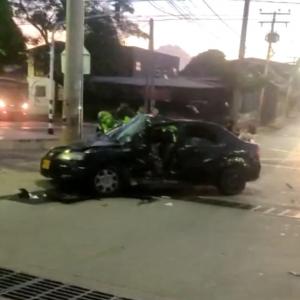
[
  {"left": 93, "top": 168, "right": 121, "bottom": 196},
  {"left": 218, "top": 167, "right": 246, "bottom": 196}
]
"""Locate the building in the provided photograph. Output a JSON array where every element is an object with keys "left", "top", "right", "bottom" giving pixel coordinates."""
[
  {"left": 120, "top": 46, "right": 180, "bottom": 78},
  {"left": 230, "top": 58, "right": 297, "bottom": 126},
  {"left": 26, "top": 44, "right": 180, "bottom": 118},
  {"left": 27, "top": 42, "right": 64, "bottom": 117}
]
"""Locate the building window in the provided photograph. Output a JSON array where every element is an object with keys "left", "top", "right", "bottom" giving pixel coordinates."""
[
  {"left": 35, "top": 86, "right": 46, "bottom": 97},
  {"left": 135, "top": 61, "right": 142, "bottom": 71}
]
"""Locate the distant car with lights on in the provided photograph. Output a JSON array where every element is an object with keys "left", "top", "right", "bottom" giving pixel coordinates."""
[{"left": 0, "top": 78, "right": 29, "bottom": 120}]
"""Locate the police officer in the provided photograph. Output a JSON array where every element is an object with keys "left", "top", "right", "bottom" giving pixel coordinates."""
[
  {"left": 97, "top": 110, "right": 115, "bottom": 134},
  {"left": 116, "top": 103, "right": 135, "bottom": 124}
]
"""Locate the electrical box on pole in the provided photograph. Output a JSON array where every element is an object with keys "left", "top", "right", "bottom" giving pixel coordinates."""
[{"left": 61, "top": 47, "right": 91, "bottom": 75}]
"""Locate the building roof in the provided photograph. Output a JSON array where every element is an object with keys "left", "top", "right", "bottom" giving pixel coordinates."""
[
  {"left": 230, "top": 58, "right": 294, "bottom": 90},
  {"left": 90, "top": 76, "right": 225, "bottom": 89}
]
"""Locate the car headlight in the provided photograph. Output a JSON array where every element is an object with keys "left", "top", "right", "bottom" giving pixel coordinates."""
[
  {"left": 58, "top": 150, "right": 84, "bottom": 161},
  {"left": 21, "top": 102, "right": 29, "bottom": 110},
  {"left": 0, "top": 100, "right": 6, "bottom": 108}
]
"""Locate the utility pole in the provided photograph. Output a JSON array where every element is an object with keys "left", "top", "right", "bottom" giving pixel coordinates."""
[
  {"left": 258, "top": 10, "right": 290, "bottom": 123},
  {"left": 61, "top": 0, "right": 85, "bottom": 143},
  {"left": 285, "top": 59, "right": 300, "bottom": 117},
  {"left": 239, "top": 0, "right": 251, "bottom": 59},
  {"left": 145, "top": 18, "right": 154, "bottom": 113},
  {"left": 233, "top": 0, "right": 251, "bottom": 123}
]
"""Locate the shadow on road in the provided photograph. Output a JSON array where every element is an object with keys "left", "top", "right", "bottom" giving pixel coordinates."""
[{"left": 0, "top": 179, "right": 254, "bottom": 212}]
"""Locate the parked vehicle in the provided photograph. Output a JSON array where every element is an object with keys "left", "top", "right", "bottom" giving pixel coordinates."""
[{"left": 41, "top": 114, "right": 261, "bottom": 196}]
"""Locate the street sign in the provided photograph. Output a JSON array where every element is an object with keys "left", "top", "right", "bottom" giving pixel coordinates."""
[{"left": 61, "top": 47, "right": 91, "bottom": 75}]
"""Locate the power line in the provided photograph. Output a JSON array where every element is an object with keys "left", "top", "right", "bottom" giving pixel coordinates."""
[
  {"left": 231, "top": 0, "right": 300, "bottom": 4},
  {"left": 147, "top": 0, "right": 188, "bottom": 18},
  {"left": 166, "top": 0, "right": 192, "bottom": 19},
  {"left": 165, "top": 0, "right": 223, "bottom": 40},
  {"left": 132, "top": 17, "right": 256, "bottom": 21},
  {"left": 201, "top": 0, "right": 239, "bottom": 36}
]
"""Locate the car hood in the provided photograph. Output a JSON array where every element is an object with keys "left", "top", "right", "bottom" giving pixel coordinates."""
[{"left": 67, "top": 139, "right": 121, "bottom": 151}]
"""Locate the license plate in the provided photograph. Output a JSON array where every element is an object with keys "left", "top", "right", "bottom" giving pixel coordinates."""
[{"left": 42, "top": 159, "right": 51, "bottom": 170}]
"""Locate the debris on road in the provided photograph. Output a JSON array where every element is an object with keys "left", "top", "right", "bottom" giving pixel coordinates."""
[
  {"left": 286, "top": 183, "right": 294, "bottom": 190},
  {"left": 288, "top": 271, "right": 300, "bottom": 277},
  {"left": 280, "top": 232, "right": 286, "bottom": 237},
  {"left": 164, "top": 202, "right": 174, "bottom": 207},
  {"left": 18, "top": 188, "right": 30, "bottom": 199}
]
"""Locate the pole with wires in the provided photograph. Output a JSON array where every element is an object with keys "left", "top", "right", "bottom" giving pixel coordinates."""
[
  {"left": 145, "top": 18, "right": 154, "bottom": 114},
  {"left": 61, "top": 0, "right": 85, "bottom": 143},
  {"left": 258, "top": 9, "right": 290, "bottom": 123},
  {"left": 48, "top": 22, "right": 64, "bottom": 135},
  {"left": 239, "top": 0, "right": 251, "bottom": 59},
  {"left": 48, "top": 32, "right": 55, "bottom": 135}
]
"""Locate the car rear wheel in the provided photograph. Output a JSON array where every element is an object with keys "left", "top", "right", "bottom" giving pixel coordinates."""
[
  {"left": 218, "top": 167, "right": 246, "bottom": 196},
  {"left": 93, "top": 168, "right": 121, "bottom": 196}
]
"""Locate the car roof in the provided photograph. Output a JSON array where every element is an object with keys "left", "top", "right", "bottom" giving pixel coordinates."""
[{"left": 150, "top": 115, "right": 223, "bottom": 128}]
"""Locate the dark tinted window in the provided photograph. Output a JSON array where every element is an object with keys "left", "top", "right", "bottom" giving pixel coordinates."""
[
  {"left": 184, "top": 124, "right": 219, "bottom": 146},
  {"left": 35, "top": 86, "right": 46, "bottom": 97}
]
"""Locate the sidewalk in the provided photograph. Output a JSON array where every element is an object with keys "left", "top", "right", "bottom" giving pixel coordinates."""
[{"left": 0, "top": 122, "right": 96, "bottom": 150}]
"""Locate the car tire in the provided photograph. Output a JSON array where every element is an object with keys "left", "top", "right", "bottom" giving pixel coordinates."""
[
  {"left": 218, "top": 167, "right": 246, "bottom": 196},
  {"left": 93, "top": 167, "right": 122, "bottom": 197}
]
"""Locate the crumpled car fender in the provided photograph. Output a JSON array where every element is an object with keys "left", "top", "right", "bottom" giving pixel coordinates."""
[{"left": 221, "top": 156, "right": 248, "bottom": 169}]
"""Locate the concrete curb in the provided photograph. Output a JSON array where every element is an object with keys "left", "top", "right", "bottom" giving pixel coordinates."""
[{"left": 0, "top": 139, "right": 60, "bottom": 150}]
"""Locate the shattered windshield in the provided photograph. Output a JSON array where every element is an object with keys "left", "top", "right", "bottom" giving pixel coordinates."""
[{"left": 107, "top": 114, "right": 148, "bottom": 143}]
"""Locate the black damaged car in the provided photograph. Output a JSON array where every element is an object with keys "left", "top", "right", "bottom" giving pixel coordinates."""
[{"left": 41, "top": 114, "right": 261, "bottom": 196}]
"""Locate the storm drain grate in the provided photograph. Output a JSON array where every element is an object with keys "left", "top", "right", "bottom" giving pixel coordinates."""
[{"left": 0, "top": 268, "right": 134, "bottom": 300}]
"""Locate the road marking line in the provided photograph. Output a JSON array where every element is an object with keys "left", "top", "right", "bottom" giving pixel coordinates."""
[
  {"left": 252, "top": 205, "right": 262, "bottom": 211},
  {"left": 264, "top": 207, "right": 276, "bottom": 214},
  {"left": 262, "top": 158, "right": 300, "bottom": 161},
  {"left": 266, "top": 148, "right": 300, "bottom": 153},
  {"left": 277, "top": 209, "right": 291, "bottom": 216},
  {"left": 291, "top": 212, "right": 300, "bottom": 219},
  {"left": 262, "top": 163, "right": 300, "bottom": 171}
]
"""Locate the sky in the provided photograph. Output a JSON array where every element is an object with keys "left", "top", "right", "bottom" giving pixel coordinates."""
[
  {"left": 125, "top": 0, "right": 300, "bottom": 62},
  {"left": 20, "top": 0, "right": 300, "bottom": 63}
]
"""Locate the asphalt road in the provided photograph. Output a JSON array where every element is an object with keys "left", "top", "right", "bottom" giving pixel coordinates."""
[{"left": 1, "top": 119, "right": 300, "bottom": 300}]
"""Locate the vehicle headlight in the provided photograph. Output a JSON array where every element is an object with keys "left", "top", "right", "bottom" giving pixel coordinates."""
[
  {"left": 0, "top": 99, "right": 6, "bottom": 108},
  {"left": 21, "top": 102, "right": 29, "bottom": 110},
  {"left": 58, "top": 150, "right": 84, "bottom": 161}
]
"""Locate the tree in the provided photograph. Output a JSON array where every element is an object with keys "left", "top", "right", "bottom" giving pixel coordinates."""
[
  {"left": 181, "top": 50, "right": 228, "bottom": 78},
  {"left": 9, "top": 0, "right": 146, "bottom": 45},
  {"left": 113, "top": 0, "right": 147, "bottom": 38},
  {"left": 0, "top": 0, "right": 25, "bottom": 68},
  {"left": 9, "top": 0, "right": 65, "bottom": 46}
]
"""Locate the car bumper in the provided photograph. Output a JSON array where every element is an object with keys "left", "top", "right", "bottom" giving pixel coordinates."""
[
  {"left": 245, "top": 162, "right": 261, "bottom": 181},
  {"left": 40, "top": 157, "right": 88, "bottom": 180},
  {"left": 0, "top": 109, "right": 27, "bottom": 118}
]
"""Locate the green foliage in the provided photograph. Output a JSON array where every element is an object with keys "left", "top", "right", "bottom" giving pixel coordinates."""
[
  {"left": 9, "top": 0, "right": 66, "bottom": 45},
  {"left": 182, "top": 49, "right": 268, "bottom": 91},
  {"left": 181, "top": 50, "right": 228, "bottom": 78},
  {"left": 0, "top": 0, "right": 26, "bottom": 67},
  {"left": 85, "top": 16, "right": 124, "bottom": 76},
  {"left": 9, "top": 0, "right": 146, "bottom": 45}
]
